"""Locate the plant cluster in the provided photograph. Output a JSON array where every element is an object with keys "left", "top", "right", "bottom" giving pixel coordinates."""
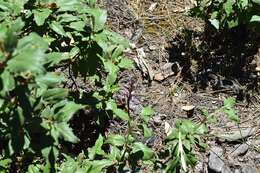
[
  {"left": 190, "top": 0, "right": 260, "bottom": 30},
  {"left": 0, "top": 0, "right": 134, "bottom": 172}
]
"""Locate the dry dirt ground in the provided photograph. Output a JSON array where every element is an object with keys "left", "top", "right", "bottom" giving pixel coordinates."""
[{"left": 98, "top": 0, "right": 260, "bottom": 172}]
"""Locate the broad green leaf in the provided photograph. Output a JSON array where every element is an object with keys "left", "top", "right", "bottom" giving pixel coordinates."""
[
  {"left": 142, "top": 124, "right": 152, "bottom": 138},
  {"left": 86, "top": 160, "right": 113, "bottom": 173},
  {"left": 106, "top": 134, "right": 125, "bottom": 146},
  {"left": 80, "top": 8, "right": 107, "bottom": 32},
  {"left": 15, "top": 33, "right": 48, "bottom": 53},
  {"left": 0, "top": 2, "right": 12, "bottom": 12},
  {"left": 183, "top": 139, "right": 191, "bottom": 151},
  {"left": 113, "top": 108, "right": 129, "bottom": 121},
  {"left": 0, "top": 158, "right": 11, "bottom": 169},
  {"left": 58, "top": 13, "right": 79, "bottom": 23},
  {"left": 55, "top": 122, "right": 79, "bottom": 143},
  {"left": 33, "top": 9, "right": 52, "bottom": 26},
  {"left": 107, "top": 145, "right": 121, "bottom": 160},
  {"left": 240, "top": 0, "right": 248, "bottom": 8},
  {"left": 42, "top": 88, "right": 68, "bottom": 102},
  {"left": 1, "top": 70, "right": 15, "bottom": 93},
  {"left": 49, "top": 21, "right": 67, "bottom": 37},
  {"left": 46, "top": 52, "right": 70, "bottom": 67},
  {"left": 118, "top": 58, "right": 134, "bottom": 69},
  {"left": 55, "top": 102, "right": 83, "bottom": 122},
  {"left": 140, "top": 106, "right": 154, "bottom": 122},
  {"left": 41, "top": 146, "right": 59, "bottom": 167},
  {"left": 27, "top": 164, "right": 42, "bottom": 173},
  {"left": 7, "top": 49, "right": 45, "bottom": 75},
  {"left": 88, "top": 134, "right": 106, "bottom": 159},
  {"left": 69, "top": 21, "right": 85, "bottom": 31},
  {"left": 103, "top": 60, "right": 119, "bottom": 85},
  {"left": 36, "top": 72, "right": 64, "bottom": 88},
  {"left": 59, "top": 155, "right": 77, "bottom": 173},
  {"left": 224, "top": 97, "right": 236, "bottom": 108},
  {"left": 132, "top": 142, "right": 153, "bottom": 160},
  {"left": 57, "top": 0, "right": 82, "bottom": 12},
  {"left": 223, "top": 107, "right": 240, "bottom": 122},
  {"left": 250, "top": 15, "right": 260, "bottom": 22},
  {"left": 223, "top": 0, "right": 234, "bottom": 16}
]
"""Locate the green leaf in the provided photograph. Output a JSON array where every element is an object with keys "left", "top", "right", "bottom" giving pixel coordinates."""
[
  {"left": 140, "top": 106, "right": 154, "bottom": 122},
  {"left": 86, "top": 160, "right": 114, "bottom": 173},
  {"left": 107, "top": 145, "right": 121, "bottom": 160},
  {"left": 118, "top": 58, "right": 134, "bottom": 69},
  {"left": 1, "top": 70, "right": 15, "bottom": 93},
  {"left": 224, "top": 97, "right": 236, "bottom": 108},
  {"left": 7, "top": 49, "right": 45, "bottom": 75},
  {"left": 142, "top": 124, "right": 152, "bottom": 138},
  {"left": 113, "top": 108, "right": 129, "bottom": 121},
  {"left": 46, "top": 52, "right": 70, "bottom": 67},
  {"left": 55, "top": 102, "right": 83, "bottom": 122},
  {"left": 36, "top": 72, "right": 64, "bottom": 88},
  {"left": 103, "top": 60, "right": 119, "bottom": 85},
  {"left": 55, "top": 122, "right": 79, "bottom": 143},
  {"left": 106, "top": 134, "right": 125, "bottom": 146},
  {"left": 69, "top": 21, "right": 85, "bottom": 31},
  {"left": 33, "top": 9, "right": 52, "bottom": 26},
  {"left": 58, "top": 13, "right": 79, "bottom": 23},
  {"left": 0, "top": 158, "right": 11, "bottom": 169},
  {"left": 88, "top": 134, "right": 106, "bottom": 159},
  {"left": 223, "top": 107, "right": 240, "bottom": 122},
  {"left": 223, "top": 0, "right": 234, "bottom": 16},
  {"left": 252, "top": 0, "right": 260, "bottom": 5},
  {"left": 250, "top": 15, "right": 260, "bottom": 22},
  {"left": 57, "top": 0, "right": 82, "bottom": 12},
  {"left": 42, "top": 88, "right": 68, "bottom": 102},
  {"left": 49, "top": 21, "right": 67, "bottom": 37},
  {"left": 15, "top": 33, "right": 48, "bottom": 53},
  {"left": 132, "top": 142, "right": 153, "bottom": 160},
  {"left": 240, "top": 0, "right": 248, "bottom": 8},
  {"left": 80, "top": 8, "right": 107, "bottom": 32}
]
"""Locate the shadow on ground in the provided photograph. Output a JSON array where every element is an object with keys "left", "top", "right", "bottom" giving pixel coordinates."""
[{"left": 167, "top": 24, "right": 260, "bottom": 98}]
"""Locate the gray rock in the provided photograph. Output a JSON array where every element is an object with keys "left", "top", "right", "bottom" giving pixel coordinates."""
[
  {"left": 222, "top": 165, "right": 233, "bottom": 173},
  {"left": 231, "top": 144, "right": 249, "bottom": 157},
  {"left": 255, "top": 154, "right": 260, "bottom": 164},
  {"left": 234, "top": 169, "right": 241, "bottom": 173},
  {"left": 241, "top": 165, "right": 257, "bottom": 173},
  {"left": 209, "top": 147, "right": 225, "bottom": 172}
]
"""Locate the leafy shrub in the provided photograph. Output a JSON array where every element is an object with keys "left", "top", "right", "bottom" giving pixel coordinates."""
[
  {"left": 190, "top": 0, "right": 260, "bottom": 30},
  {"left": 0, "top": 0, "right": 133, "bottom": 172}
]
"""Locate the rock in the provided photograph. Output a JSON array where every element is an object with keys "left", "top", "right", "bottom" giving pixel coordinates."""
[
  {"left": 255, "top": 154, "right": 260, "bottom": 164},
  {"left": 209, "top": 147, "right": 225, "bottom": 172},
  {"left": 231, "top": 144, "right": 249, "bottom": 157},
  {"left": 241, "top": 165, "right": 257, "bottom": 173},
  {"left": 217, "top": 127, "right": 257, "bottom": 142},
  {"left": 234, "top": 169, "right": 241, "bottom": 173},
  {"left": 222, "top": 165, "right": 233, "bottom": 173}
]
